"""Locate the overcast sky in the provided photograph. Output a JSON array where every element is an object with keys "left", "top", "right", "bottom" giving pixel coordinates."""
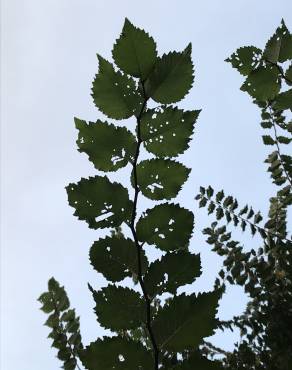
[{"left": 1, "top": 1, "right": 292, "bottom": 369}]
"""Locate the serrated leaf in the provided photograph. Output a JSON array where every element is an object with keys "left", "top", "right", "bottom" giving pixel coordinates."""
[
  {"left": 57, "top": 348, "right": 71, "bottom": 362},
  {"left": 66, "top": 176, "right": 133, "bottom": 229},
  {"left": 136, "top": 203, "right": 194, "bottom": 251},
  {"left": 80, "top": 337, "right": 152, "bottom": 370},
  {"left": 241, "top": 65, "right": 280, "bottom": 101},
  {"left": 152, "top": 291, "right": 221, "bottom": 351},
  {"left": 90, "top": 236, "right": 148, "bottom": 282},
  {"left": 135, "top": 159, "right": 190, "bottom": 200},
  {"left": 262, "top": 135, "right": 275, "bottom": 145},
  {"left": 216, "top": 190, "right": 224, "bottom": 202},
  {"left": 140, "top": 107, "right": 200, "bottom": 157},
  {"left": 64, "top": 358, "right": 77, "bottom": 370},
  {"left": 263, "top": 20, "right": 292, "bottom": 63},
  {"left": 144, "top": 44, "right": 194, "bottom": 103},
  {"left": 273, "top": 89, "right": 292, "bottom": 111},
  {"left": 144, "top": 251, "right": 201, "bottom": 298},
  {"left": 92, "top": 55, "right": 143, "bottom": 119},
  {"left": 112, "top": 18, "right": 157, "bottom": 80},
  {"left": 285, "top": 63, "right": 292, "bottom": 85},
  {"left": 173, "top": 351, "right": 223, "bottom": 370},
  {"left": 226, "top": 46, "right": 262, "bottom": 76},
  {"left": 92, "top": 285, "right": 145, "bottom": 330},
  {"left": 75, "top": 118, "right": 136, "bottom": 171}
]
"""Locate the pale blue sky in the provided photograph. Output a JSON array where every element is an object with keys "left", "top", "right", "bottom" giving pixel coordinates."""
[{"left": 1, "top": 1, "right": 292, "bottom": 369}]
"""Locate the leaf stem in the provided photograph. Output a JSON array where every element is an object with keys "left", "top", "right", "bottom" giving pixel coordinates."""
[{"left": 129, "top": 82, "right": 159, "bottom": 369}]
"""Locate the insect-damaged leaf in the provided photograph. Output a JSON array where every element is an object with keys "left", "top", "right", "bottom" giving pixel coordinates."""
[
  {"left": 173, "top": 351, "right": 223, "bottom": 370},
  {"left": 263, "top": 19, "right": 292, "bottom": 63},
  {"left": 140, "top": 107, "right": 200, "bottom": 157},
  {"left": 80, "top": 337, "right": 152, "bottom": 370},
  {"left": 92, "top": 55, "right": 143, "bottom": 119},
  {"left": 152, "top": 290, "right": 221, "bottom": 352},
  {"left": 66, "top": 176, "right": 132, "bottom": 229},
  {"left": 136, "top": 203, "right": 194, "bottom": 251},
  {"left": 134, "top": 159, "right": 190, "bottom": 200},
  {"left": 89, "top": 236, "right": 148, "bottom": 282},
  {"left": 112, "top": 18, "right": 157, "bottom": 80},
  {"left": 226, "top": 46, "right": 262, "bottom": 76},
  {"left": 75, "top": 118, "right": 136, "bottom": 172},
  {"left": 144, "top": 251, "right": 201, "bottom": 298},
  {"left": 144, "top": 44, "right": 194, "bottom": 104},
  {"left": 241, "top": 65, "right": 280, "bottom": 101},
  {"left": 92, "top": 285, "right": 145, "bottom": 330}
]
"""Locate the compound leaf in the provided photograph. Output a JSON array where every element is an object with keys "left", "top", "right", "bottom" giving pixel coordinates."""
[
  {"left": 89, "top": 236, "right": 148, "bottom": 282},
  {"left": 226, "top": 46, "right": 262, "bottom": 76},
  {"left": 144, "top": 251, "right": 201, "bottom": 298},
  {"left": 75, "top": 118, "right": 136, "bottom": 172},
  {"left": 112, "top": 18, "right": 157, "bottom": 80},
  {"left": 241, "top": 65, "right": 280, "bottom": 101},
  {"left": 136, "top": 203, "right": 194, "bottom": 251},
  {"left": 92, "top": 285, "right": 145, "bottom": 330},
  {"left": 134, "top": 159, "right": 190, "bottom": 200},
  {"left": 264, "top": 20, "right": 292, "bottom": 63},
  {"left": 92, "top": 55, "right": 142, "bottom": 119},
  {"left": 66, "top": 176, "right": 132, "bottom": 229},
  {"left": 140, "top": 107, "right": 200, "bottom": 157},
  {"left": 80, "top": 337, "right": 153, "bottom": 370},
  {"left": 152, "top": 291, "right": 221, "bottom": 351},
  {"left": 144, "top": 44, "right": 194, "bottom": 104}
]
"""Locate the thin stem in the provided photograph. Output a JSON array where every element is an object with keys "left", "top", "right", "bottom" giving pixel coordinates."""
[{"left": 129, "top": 82, "right": 159, "bottom": 369}]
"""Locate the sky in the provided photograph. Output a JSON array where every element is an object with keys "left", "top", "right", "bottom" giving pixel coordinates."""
[{"left": 1, "top": 1, "right": 292, "bottom": 369}]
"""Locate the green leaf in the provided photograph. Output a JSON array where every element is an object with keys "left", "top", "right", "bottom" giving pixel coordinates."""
[
  {"left": 66, "top": 176, "right": 133, "bottom": 229},
  {"left": 144, "top": 251, "right": 201, "bottom": 298},
  {"left": 173, "top": 351, "right": 223, "bottom": 370},
  {"left": 90, "top": 236, "right": 148, "bottom": 282},
  {"left": 226, "top": 46, "right": 262, "bottom": 75},
  {"left": 263, "top": 20, "right": 292, "bottom": 63},
  {"left": 144, "top": 44, "right": 194, "bottom": 103},
  {"left": 140, "top": 107, "right": 200, "bottom": 157},
  {"left": 241, "top": 65, "right": 280, "bottom": 101},
  {"left": 38, "top": 292, "right": 55, "bottom": 313},
  {"left": 135, "top": 159, "right": 190, "bottom": 200},
  {"left": 112, "top": 18, "right": 157, "bottom": 80},
  {"left": 92, "top": 55, "right": 142, "bottom": 119},
  {"left": 92, "top": 285, "right": 145, "bottom": 330},
  {"left": 152, "top": 291, "right": 221, "bottom": 351},
  {"left": 285, "top": 63, "right": 292, "bottom": 85},
  {"left": 75, "top": 118, "right": 136, "bottom": 172},
  {"left": 262, "top": 135, "right": 275, "bottom": 145},
  {"left": 273, "top": 89, "right": 292, "bottom": 111},
  {"left": 136, "top": 203, "right": 194, "bottom": 251},
  {"left": 64, "top": 358, "right": 77, "bottom": 370},
  {"left": 80, "top": 337, "right": 153, "bottom": 370}
]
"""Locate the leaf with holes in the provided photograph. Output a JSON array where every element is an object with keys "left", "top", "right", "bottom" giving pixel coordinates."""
[
  {"left": 273, "top": 89, "right": 292, "bottom": 111},
  {"left": 112, "top": 18, "right": 157, "bottom": 80},
  {"left": 80, "top": 337, "right": 153, "bottom": 370},
  {"left": 136, "top": 203, "right": 194, "bottom": 251},
  {"left": 140, "top": 107, "right": 200, "bottom": 157},
  {"left": 66, "top": 176, "right": 133, "bottom": 229},
  {"left": 75, "top": 118, "right": 136, "bottom": 172},
  {"left": 152, "top": 291, "right": 221, "bottom": 351},
  {"left": 134, "top": 159, "right": 190, "bottom": 200},
  {"left": 144, "top": 44, "right": 194, "bottom": 104},
  {"left": 226, "top": 46, "right": 262, "bottom": 76},
  {"left": 92, "top": 285, "right": 145, "bottom": 330},
  {"left": 263, "top": 20, "right": 292, "bottom": 63},
  {"left": 89, "top": 236, "right": 148, "bottom": 282},
  {"left": 144, "top": 251, "right": 201, "bottom": 298},
  {"left": 92, "top": 55, "right": 142, "bottom": 119},
  {"left": 241, "top": 65, "right": 280, "bottom": 101}
]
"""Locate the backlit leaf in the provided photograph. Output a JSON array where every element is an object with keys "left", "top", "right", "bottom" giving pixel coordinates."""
[
  {"left": 112, "top": 18, "right": 157, "bottom": 80},
  {"left": 263, "top": 20, "right": 292, "bottom": 63},
  {"left": 136, "top": 203, "right": 194, "bottom": 251},
  {"left": 66, "top": 176, "right": 132, "bottom": 229},
  {"left": 92, "top": 55, "right": 142, "bottom": 119},
  {"left": 144, "top": 44, "right": 194, "bottom": 103},
  {"left": 75, "top": 118, "right": 136, "bottom": 171},
  {"left": 140, "top": 107, "right": 200, "bottom": 157},
  {"left": 173, "top": 351, "right": 223, "bottom": 370},
  {"left": 135, "top": 159, "right": 190, "bottom": 200},
  {"left": 89, "top": 236, "right": 148, "bottom": 282}
]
